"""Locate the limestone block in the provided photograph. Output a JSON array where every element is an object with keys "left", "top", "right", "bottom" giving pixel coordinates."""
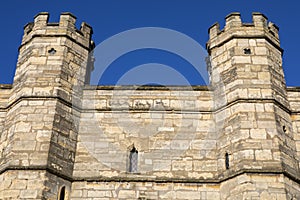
[
  {"left": 257, "top": 120, "right": 276, "bottom": 129},
  {"left": 13, "top": 141, "right": 36, "bottom": 151},
  {"left": 27, "top": 179, "right": 45, "bottom": 190},
  {"left": 207, "top": 192, "right": 220, "bottom": 200},
  {"left": 264, "top": 103, "right": 274, "bottom": 112},
  {"left": 237, "top": 39, "right": 249, "bottom": 47},
  {"left": 255, "top": 150, "right": 272, "bottom": 160},
  {"left": 231, "top": 130, "right": 250, "bottom": 143},
  {"left": 87, "top": 190, "right": 107, "bottom": 197},
  {"left": 215, "top": 53, "right": 229, "bottom": 64},
  {"left": 118, "top": 190, "right": 136, "bottom": 198},
  {"left": 176, "top": 191, "right": 200, "bottom": 199},
  {"left": 2, "top": 190, "right": 20, "bottom": 199},
  {"left": 258, "top": 72, "right": 271, "bottom": 80},
  {"left": 192, "top": 140, "right": 216, "bottom": 150},
  {"left": 250, "top": 65, "right": 262, "bottom": 72},
  {"left": 193, "top": 160, "right": 218, "bottom": 171},
  {"left": 153, "top": 160, "right": 171, "bottom": 171},
  {"left": 95, "top": 99, "right": 107, "bottom": 109},
  {"left": 15, "top": 122, "right": 31, "bottom": 132},
  {"left": 232, "top": 56, "right": 251, "bottom": 64},
  {"left": 28, "top": 100, "right": 44, "bottom": 106},
  {"left": 17, "top": 171, "right": 41, "bottom": 180},
  {"left": 158, "top": 127, "right": 174, "bottom": 132},
  {"left": 10, "top": 179, "right": 27, "bottom": 189},
  {"left": 46, "top": 59, "right": 63, "bottom": 65},
  {"left": 248, "top": 88, "right": 262, "bottom": 98},
  {"left": 20, "top": 189, "right": 38, "bottom": 198},
  {"left": 33, "top": 87, "right": 53, "bottom": 95},
  {"left": 234, "top": 150, "right": 254, "bottom": 160},
  {"left": 249, "top": 39, "right": 257, "bottom": 46},
  {"left": 255, "top": 47, "right": 267, "bottom": 55},
  {"left": 252, "top": 56, "right": 268, "bottom": 65},
  {"left": 255, "top": 104, "right": 265, "bottom": 112},
  {"left": 71, "top": 190, "right": 83, "bottom": 197},
  {"left": 250, "top": 129, "right": 267, "bottom": 139}
]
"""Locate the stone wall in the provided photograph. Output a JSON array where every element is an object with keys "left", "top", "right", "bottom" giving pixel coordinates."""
[
  {"left": 0, "top": 170, "right": 72, "bottom": 199},
  {"left": 1, "top": 12, "right": 300, "bottom": 199},
  {"left": 220, "top": 174, "right": 288, "bottom": 199},
  {"left": 287, "top": 87, "right": 300, "bottom": 170},
  {"left": 0, "top": 84, "right": 10, "bottom": 162},
  {"left": 0, "top": 170, "right": 47, "bottom": 199},
  {"left": 74, "top": 86, "right": 217, "bottom": 180},
  {"left": 71, "top": 181, "right": 220, "bottom": 199}
]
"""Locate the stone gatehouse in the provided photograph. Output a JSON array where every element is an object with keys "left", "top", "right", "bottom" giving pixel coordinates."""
[{"left": 0, "top": 12, "right": 300, "bottom": 199}]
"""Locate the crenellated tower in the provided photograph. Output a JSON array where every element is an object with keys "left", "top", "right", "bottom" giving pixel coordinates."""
[
  {"left": 207, "top": 12, "right": 300, "bottom": 199},
  {"left": 0, "top": 12, "right": 93, "bottom": 199},
  {"left": 1, "top": 11, "right": 300, "bottom": 199}
]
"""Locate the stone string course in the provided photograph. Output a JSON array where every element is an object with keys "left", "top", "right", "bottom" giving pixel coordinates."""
[{"left": 0, "top": 12, "right": 300, "bottom": 199}]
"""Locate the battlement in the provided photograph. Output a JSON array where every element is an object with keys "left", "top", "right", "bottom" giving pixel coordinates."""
[
  {"left": 2, "top": 12, "right": 300, "bottom": 199},
  {"left": 21, "top": 12, "right": 93, "bottom": 50},
  {"left": 208, "top": 12, "right": 280, "bottom": 51}
]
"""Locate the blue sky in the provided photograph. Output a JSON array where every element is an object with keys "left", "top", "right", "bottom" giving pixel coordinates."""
[{"left": 0, "top": 1, "right": 299, "bottom": 86}]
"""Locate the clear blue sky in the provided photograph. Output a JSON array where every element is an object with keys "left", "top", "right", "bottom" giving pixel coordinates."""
[{"left": 0, "top": 0, "right": 299, "bottom": 86}]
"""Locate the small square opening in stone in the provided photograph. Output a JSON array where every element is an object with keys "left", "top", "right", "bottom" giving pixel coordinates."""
[
  {"left": 243, "top": 48, "right": 251, "bottom": 55},
  {"left": 48, "top": 48, "right": 57, "bottom": 55}
]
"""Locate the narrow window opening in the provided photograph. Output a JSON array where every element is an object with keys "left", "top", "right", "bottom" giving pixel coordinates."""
[
  {"left": 48, "top": 48, "right": 57, "bottom": 55},
  {"left": 243, "top": 48, "right": 251, "bottom": 55},
  {"left": 283, "top": 125, "right": 287, "bottom": 133},
  {"left": 225, "top": 152, "right": 230, "bottom": 170},
  {"left": 59, "top": 186, "right": 65, "bottom": 200},
  {"left": 129, "top": 146, "right": 138, "bottom": 173}
]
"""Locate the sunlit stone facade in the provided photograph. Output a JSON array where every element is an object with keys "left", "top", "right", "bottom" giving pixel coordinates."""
[{"left": 0, "top": 12, "right": 300, "bottom": 199}]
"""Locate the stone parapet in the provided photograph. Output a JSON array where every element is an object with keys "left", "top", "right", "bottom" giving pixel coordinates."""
[
  {"left": 207, "top": 12, "right": 280, "bottom": 52},
  {"left": 22, "top": 12, "right": 93, "bottom": 51}
]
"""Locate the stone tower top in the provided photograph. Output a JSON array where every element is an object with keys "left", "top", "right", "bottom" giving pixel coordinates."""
[
  {"left": 21, "top": 12, "right": 93, "bottom": 50},
  {"left": 207, "top": 12, "right": 280, "bottom": 52},
  {"left": 13, "top": 12, "right": 94, "bottom": 102}
]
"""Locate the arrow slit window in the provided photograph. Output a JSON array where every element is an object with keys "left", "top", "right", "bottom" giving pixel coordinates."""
[{"left": 129, "top": 147, "right": 138, "bottom": 173}]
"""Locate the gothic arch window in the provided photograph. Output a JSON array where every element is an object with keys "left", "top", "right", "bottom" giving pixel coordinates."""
[
  {"left": 58, "top": 186, "right": 66, "bottom": 200},
  {"left": 129, "top": 146, "right": 138, "bottom": 173}
]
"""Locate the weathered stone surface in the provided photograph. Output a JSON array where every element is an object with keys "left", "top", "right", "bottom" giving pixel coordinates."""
[{"left": 0, "top": 11, "right": 300, "bottom": 199}]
